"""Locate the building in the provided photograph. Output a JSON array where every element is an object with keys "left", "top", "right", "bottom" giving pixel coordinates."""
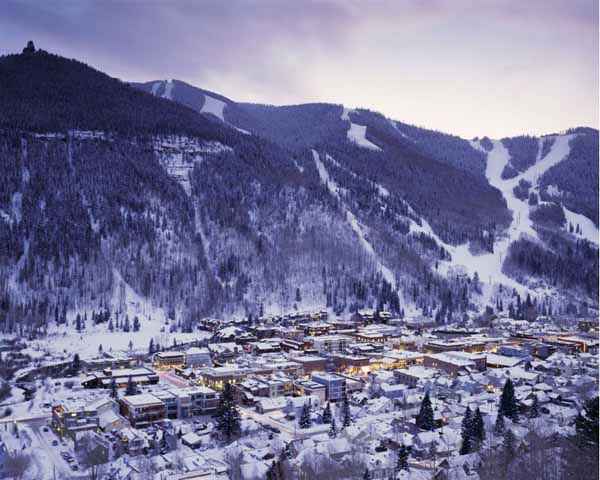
[
  {"left": 119, "top": 394, "right": 166, "bottom": 428},
  {"left": 331, "top": 354, "right": 370, "bottom": 374},
  {"left": 153, "top": 390, "right": 179, "bottom": 419},
  {"left": 311, "top": 335, "right": 351, "bottom": 354},
  {"left": 82, "top": 367, "right": 159, "bottom": 389},
  {"left": 197, "top": 366, "right": 246, "bottom": 390},
  {"left": 305, "top": 322, "right": 332, "bottom": 336},
  {"left": 423, "top": 353, "right": 477, "bottom": 376},
  {"left": 52, "top": 399, "right": 100, "bottom": 439},
  {"left": 154, "top": 351, "right": 186, "bottom": 369},
  {"left": 289, "top": 355, "right": 327, "bottom": 375},
  {"left": 185, "top": 347, "right": 212, "bottom": 368},
  {"left": 395, "top": 366, "right": 437, "bottom": 388},
  {"left": 294, "top": 380, "right": 327, "bottom": 403},
  {"left": 173, "top": 386, "right": 219, "bottom": 417},
  {"left": 311, "top": 372, "right": 346, "bottom": 401}
]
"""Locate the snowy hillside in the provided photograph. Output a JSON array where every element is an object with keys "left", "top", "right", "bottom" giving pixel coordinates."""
[{"left": 0, "top": 47, "right": 597, "bottom": 343}]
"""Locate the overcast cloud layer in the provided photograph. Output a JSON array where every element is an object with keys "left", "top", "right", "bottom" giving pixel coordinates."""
[{"left": 1, "top": 0, "right": 597, "bottom": 138}]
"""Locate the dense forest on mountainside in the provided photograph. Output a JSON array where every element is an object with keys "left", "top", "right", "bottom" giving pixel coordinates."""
[
  {"left": 0, "top": 45, "right": 597, "bottom": 335},
  {"left": 540, "top": 131, "right": 599, "bottom": 226}
]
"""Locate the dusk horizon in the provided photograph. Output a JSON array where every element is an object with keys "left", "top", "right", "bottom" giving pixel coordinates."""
[{"left": 1, "top": 0, "right": 598, "bottom": 138}]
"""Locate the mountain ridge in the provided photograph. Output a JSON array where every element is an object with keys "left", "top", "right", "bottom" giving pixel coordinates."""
[{"left": 0, "top": 47, "right": 596, "bottom": 338}]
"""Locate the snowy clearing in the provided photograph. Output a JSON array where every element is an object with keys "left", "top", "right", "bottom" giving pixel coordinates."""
[
  {"left": 200, "top": 94, "right": 226, "bottom": 121},
  {"left": 341, "top": 106, "right": 382, "bottom": 151},
  {"left": 162, "top": 79, "right": 174, "bottom": 100},
  {"left": 21, "top": 269, "right": 209, "bottom": 360},
  {"left": 562, "top": 205, "right": 599, "bottom": 244}
]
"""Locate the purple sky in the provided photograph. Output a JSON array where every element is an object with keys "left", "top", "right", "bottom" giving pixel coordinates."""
[{"left": 2, "top": 0, "right": 597, "bottom": 138}]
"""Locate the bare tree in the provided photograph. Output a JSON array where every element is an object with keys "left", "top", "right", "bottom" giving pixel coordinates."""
[
  {"left": 3, "top": 451, "right": 30, "bottom": 480},
  {"left": 78, "top": 435, "right": 107, "bottom": 480},
  {"left": 224, "top": 447, "right": 244, "bottom": 480}
]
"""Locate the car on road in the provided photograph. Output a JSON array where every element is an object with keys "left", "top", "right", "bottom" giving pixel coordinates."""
[
  {"left": 70, "top": 464, "right": 79, "bottom": 471},
  {"left": 42, "top": 426, "right": 49, "bottom": 432},
  {"left": 52, "top": 440, "right": 59, "bottom": 446}
]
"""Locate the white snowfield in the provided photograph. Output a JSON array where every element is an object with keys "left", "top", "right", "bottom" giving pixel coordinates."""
[
  {"left": 312, "top": 149, "right": 395, "bottom": 285},
  {"left": 341, "top": 106, "right": 382, "bottom": 151},
  {"left": 22, "top": 268, "right": 207, "bottom": 359},
  {"left": 162, "top": 79, "right": 174, "bottom": 100},
  {"left": 410, "top": 135, "right": 583, "bottom": 300},
  {"left": 200, "top": 94, "right": 226, "bottom": 121}
]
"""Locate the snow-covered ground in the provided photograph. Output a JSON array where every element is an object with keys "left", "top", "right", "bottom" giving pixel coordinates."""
[
  {"left": 20, "top": 268, "right": 209, "bottom": 360},
  {"left": 312, "top": 150, "right": 394, "bottom": 285},
  {"left": 153, "top": 135, "right": 231, "bottom": 196},
  {"left": 562, "top": 205, "right": 598, "bottom": 244},
  {"left": 200, "top": 94, "right": 226, "bottom": 121},
  {"left": 341, "top": 107, "right": 382, "bottom": 151},
  {"left": 162, "top": 79, "right": 174, "bottom": 100},
  {"left": 405, "top": 135, "right": 578, "bottom": 303}
]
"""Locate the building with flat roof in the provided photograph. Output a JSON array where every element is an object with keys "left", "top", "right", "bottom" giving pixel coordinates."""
[
  {"left": 119, "top": 394, "right": 166, "bottom": 428},
  {"left": 423, "top": 353, "right": 477, "bottom": 376},
  {"left": 311, "top": 372, "right": 346, "bottom": 401},
  {"left": 52, "top": 398, "right": 101, "bottom": 439},
  {"left": 154, "top": 351, "right": 186, "bottom": 369},
  {"left": 82, "top": 366, "right": 159, "bottom": 389}
]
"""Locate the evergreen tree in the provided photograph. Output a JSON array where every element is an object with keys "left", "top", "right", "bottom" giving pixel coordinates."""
[
  {"left": 75, "top": 313, "right": 82, "bottom": 332},
  {"left": 563, "top": 396, "right": 599, "bottom": 479},
  {"left": 328, "top": 417, "right": 337, "bottom": 438},
  {"left": 110, "top": 377, "right": 118, "bottom": 399},
  {"left": 125, "top": 376, "right": 137, "bottom": 396},
  {"left": 133, "top": 316, "right": 140, "bottom": 332},
  {"left": 460, "top": 406, "right": 473, "bottom": 455},
  {"left": 363, "top": 468, "right": 371, "bottom": 480},
  {"left": 494, "top": 413, "right": 505, "bottom": 435},
  {"left": 529, "top": 395, "right": 539, "bottom": 419},
  {"left": 472, "top": 407, "right": 485, "bottom": 449},
  {"left": 23, "top": 40, "right": 35, "bottom": 54},
  {"left": 396, "top": 444, "right": 410, "bottom": 472},
  {"left": 266, "top": 460, "right": 281, "bottom": 480},
  {"left": 148, "top": 338, "right": 155, "bottom": 355},
  {"left": 498, "top": 378, "right": 518, "bottom": 421},
  {"left": 341, "top": 392, "right": 352, "bottom": 427},
  {"left": 502, "top": 428, "right": 516, "bottom": 457},
  {"left": 416, "top": 392, "right": 435, "bottom": 431},
  {"left": 283, "top": 442, "right": 294, "bottom": 459},
  {"left": 299, "top": 402, "right": 312, "bottom": 429},
  {"left": 215, "top": 382, "right": 241, "bottom": 441},
  {"left": 322, "top": 402, "right": 332, "bottom": 424},
  {"left": 72, "top": 353, "right": 81, "bottom": 373},
  {"left": 574, "top": 396, "right": 599, "bottom": 449}
]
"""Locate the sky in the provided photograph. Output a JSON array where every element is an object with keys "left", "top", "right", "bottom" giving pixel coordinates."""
[{"left": 1, "top": 0, "right": 598, "bottom": 138}]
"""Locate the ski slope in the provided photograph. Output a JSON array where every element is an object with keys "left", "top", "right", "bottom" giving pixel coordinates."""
[
  {"left": 341, "top": 107, "right": 382, "bottom": 151},
  {"left": 201, "top": 94, "right": 226, "bottom": 121},
  {"left": 407, "top": 135, "right": 576, "bottom": 301},
  {"left": 162, "top": 79, "right": 174, "bottom": 100},
  {"left": 312, "top": 149, "right": 394, "bottom": 285}
]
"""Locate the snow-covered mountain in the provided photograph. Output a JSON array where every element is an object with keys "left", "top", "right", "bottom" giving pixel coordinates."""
[{"left": 0, "top": 47, "right": 596, "bottom": 340}]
